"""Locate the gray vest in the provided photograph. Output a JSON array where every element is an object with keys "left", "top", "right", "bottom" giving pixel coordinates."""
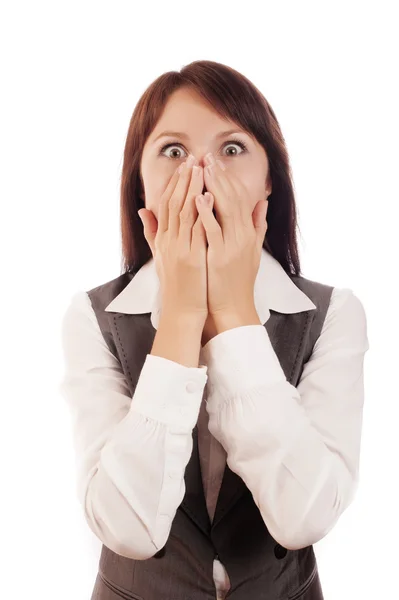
[{"left": 86, "top": 269, "right": 333, "bottom": 600}]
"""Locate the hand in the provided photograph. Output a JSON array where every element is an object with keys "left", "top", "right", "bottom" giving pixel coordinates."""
[
  {"left": 138, "top": 155, "right": 209, "bottom": 321},
  {"left": 195, "top": 154, "right": 269, "bottom": 322}
]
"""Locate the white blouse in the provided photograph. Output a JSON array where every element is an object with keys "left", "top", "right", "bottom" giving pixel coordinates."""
[{"left": 59, "top": 249, "right": 369, "bottom": 600}]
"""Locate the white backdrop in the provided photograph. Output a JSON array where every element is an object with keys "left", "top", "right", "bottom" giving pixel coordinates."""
[{"left": 1, "top": 1, "right": 397, "bottom": 598}]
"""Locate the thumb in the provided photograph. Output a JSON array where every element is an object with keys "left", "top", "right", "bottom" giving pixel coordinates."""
[
  {"left": 251, "top": 199, "right": 268, "bottom": 244},
  {"left": 138, "top": 209, "right": 158, "bottom": 256}
]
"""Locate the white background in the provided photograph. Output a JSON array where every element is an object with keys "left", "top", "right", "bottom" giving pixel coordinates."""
[{"left": 1, "top": 1, "right": 397, "bottom": 598}]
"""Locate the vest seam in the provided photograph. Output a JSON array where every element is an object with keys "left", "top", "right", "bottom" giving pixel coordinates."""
[
  {"left": 289, "top": 310, "right": 312, "bottom": 383},
  {"left": 287, "top": 561, "right": 317, "bottom": 599},
  {"left": 112, "top": 313, "right": 134, "bottom": 390},
  {"left": 98, "top": 569, "right": 144, "bottom": 600}
]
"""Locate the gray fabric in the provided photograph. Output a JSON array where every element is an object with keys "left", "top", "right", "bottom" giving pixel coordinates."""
[{"left": 86, "top": 271, "right": 332, "bottom": 599}]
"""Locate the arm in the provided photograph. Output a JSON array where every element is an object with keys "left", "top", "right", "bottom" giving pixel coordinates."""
[
  {"left": 201, "top": 287, "right": 369, "bottom": 550},
  {"left": 59, "top": 291, "right": 207, "bottom": 560},
  {"left": 151, "top": 305, "right": 205, "bottom": 368}
]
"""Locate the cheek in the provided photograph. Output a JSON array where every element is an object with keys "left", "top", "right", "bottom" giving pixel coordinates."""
[
  {"left": 143, "top": 178, "right": 167, "bottom": 215},
  {"left": 242, "top": 175, "right": 266, "bottom": 208}
]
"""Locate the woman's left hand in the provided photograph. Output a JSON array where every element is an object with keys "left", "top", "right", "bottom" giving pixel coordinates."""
[{"left": 195, "top": 154, "right": 269, "bottom": 323}]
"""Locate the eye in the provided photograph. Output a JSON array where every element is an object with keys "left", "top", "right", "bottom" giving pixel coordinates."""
[{"left": 158, "top": 138, "right": 249, "bottom": 160}]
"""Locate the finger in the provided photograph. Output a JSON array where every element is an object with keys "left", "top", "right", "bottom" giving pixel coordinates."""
[
  {"left": 213, "top": 160, "right": 252, "bottom": 225},
  {"left": 158, "top": 164, "right": 182, "bottom": 234},
  {"left": 204, "top": 163, "right": 246, "bottom": 245},
  {"left": 138, "top": 209, "right": 157, "bottom": 257},
  {"left": 204, "top": 164, "right": 233, "bottom": 221},
  {"left": 204, "top": 165, "right": 242, "bottom": 247},
  {"left": 179, "top": 164, "right": 205, "bottom": 252},
  {"left": 195, "top": 193, "right": 223, "bottom": 251},
  {"left": 191, "top": 209, "right": 207, "bottom": 252},
  {"left": 168, "top": 158, "right": 197, "bottom": 238},
  {"left": 253, "top": 199, "right": 269, "bottom": 248}
]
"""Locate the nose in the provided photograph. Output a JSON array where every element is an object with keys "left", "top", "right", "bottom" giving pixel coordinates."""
[{"left": 192, "top": 153, "right": 212, "bottom": 169}]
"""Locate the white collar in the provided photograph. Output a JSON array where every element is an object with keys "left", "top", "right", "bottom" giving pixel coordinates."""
[{"left": 104, "top": 247, "right": 316, "bottom": 330}]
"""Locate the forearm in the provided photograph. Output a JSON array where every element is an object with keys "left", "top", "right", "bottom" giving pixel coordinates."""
[
  {"left": 212, "top": 307, "right": 262, "bottom": 337},
  {"left": 151, "top": 310, "right": 206, "bottom": 368}
]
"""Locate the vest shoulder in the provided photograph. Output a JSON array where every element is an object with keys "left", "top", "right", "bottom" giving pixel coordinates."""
[
  {"left": 86, "top": 271, "right": 134, "bottom": 311},
  {"left": 290, "top": 273, "right": 335, "bottom": 306}
]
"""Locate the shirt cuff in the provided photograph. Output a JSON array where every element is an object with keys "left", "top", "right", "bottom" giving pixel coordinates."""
[
  {"left": 201, "top": 325, "right": 286, "bottom": 403},
  {"left": 131, "top": 354, "right": 208, "bottom": 431}
]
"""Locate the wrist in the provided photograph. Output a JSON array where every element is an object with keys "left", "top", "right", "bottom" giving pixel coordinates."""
[
  {"left": 159, "top": 306, "right": 207, "bottom": 330},
  {"left": 211, "top": 308, "right": 261, "bottom": 333}
]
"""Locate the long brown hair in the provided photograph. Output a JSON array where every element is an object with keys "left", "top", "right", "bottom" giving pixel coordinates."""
[{"left": 119, "top": 60, "right": 303, "bottom": 277}]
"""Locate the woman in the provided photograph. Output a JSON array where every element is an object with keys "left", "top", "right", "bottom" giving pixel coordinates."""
[{"left": 60, "top": 60, "right": 369, "bottom": 600}]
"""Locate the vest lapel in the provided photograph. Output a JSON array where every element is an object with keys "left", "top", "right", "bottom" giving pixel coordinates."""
[{"left": 106, "top": 307, "right": 315, "bottom": 538}]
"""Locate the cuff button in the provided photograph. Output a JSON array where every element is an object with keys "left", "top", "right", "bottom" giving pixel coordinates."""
[{"left": 186, "top": 381, "right": 199, "bottom": 393}]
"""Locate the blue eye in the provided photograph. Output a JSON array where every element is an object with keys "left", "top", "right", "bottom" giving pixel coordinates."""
[{"left": 158, "top": 138, "right": 249, "bottom": 160}]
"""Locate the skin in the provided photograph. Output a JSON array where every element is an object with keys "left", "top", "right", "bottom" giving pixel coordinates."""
[{"left": 139, "top": 86, "right": 272, "bottom": 345}]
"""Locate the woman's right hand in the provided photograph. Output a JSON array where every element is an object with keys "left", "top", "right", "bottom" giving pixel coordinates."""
[{"left": 138, "top": 154, "right": 209, "bottom": 321}]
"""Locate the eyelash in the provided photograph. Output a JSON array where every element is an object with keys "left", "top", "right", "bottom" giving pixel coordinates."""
[{"left": 158, "top": 137, "right": 249, "bottom": 159}]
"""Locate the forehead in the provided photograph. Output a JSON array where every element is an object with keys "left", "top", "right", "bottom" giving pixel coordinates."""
[{"left": 150, "top": 87, "right": 244, "bottom": 139}]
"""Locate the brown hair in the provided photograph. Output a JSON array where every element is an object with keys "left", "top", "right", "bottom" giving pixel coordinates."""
[{"left": 119, "top": 59, "right": 303, "bottom": 277}]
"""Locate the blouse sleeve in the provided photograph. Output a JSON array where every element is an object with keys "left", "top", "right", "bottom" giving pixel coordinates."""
[
  {"left": 201, "top": 287, "right": 369, "bottom": 550},
  {"left": 59, "top": 291, "right": 208, "bottom": 559}
]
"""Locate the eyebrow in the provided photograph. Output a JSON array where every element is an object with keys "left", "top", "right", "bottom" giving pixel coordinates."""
[{"left": 152, "top": 129, "right": 248, "bottom": 144}]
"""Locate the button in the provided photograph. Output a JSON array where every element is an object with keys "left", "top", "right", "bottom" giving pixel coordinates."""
[
  {"left": 168, "top": 469, "right": 181, "bottom": 479},
  {"left": 186, "top": 381, "right": 199, "bottom": 393},
  {"left": 274, "top": 543, "right": 288, "bottom": 559}
]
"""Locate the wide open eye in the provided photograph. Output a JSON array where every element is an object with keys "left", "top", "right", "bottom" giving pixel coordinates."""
[{"left": 159, "top": 138, "right": 248, "bottom": 160}]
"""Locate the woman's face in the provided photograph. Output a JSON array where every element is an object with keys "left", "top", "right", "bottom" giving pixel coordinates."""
[{"left": 140, "top": 87, "right": 272, "bottom": 221}]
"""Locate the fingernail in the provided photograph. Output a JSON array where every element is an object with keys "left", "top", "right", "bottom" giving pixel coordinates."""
[
  {"left": 186, "top": 154, "right": 196, "bottom": 167},
  {"left": 216, "top": 160, "right": 226, "bottom": 171},
  {"left": 206, "top": 152, "right": 214, "bottom": 163},
  {"left": 197, "top": 194, "right": 206, "bottom": 205}
]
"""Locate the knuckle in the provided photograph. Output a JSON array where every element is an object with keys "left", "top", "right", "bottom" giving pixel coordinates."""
[
  {"left": 159, "top": 193, "right": 169, "bottom": 206},
  {"left": 169, "top": 200, "right": 182, "bottom": 213},
  {"left": 176, "top": 249, "right": 190, "bottom": 263},
  {"left": 179, "top": 209, "right": 194, "bottom": 223}
]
